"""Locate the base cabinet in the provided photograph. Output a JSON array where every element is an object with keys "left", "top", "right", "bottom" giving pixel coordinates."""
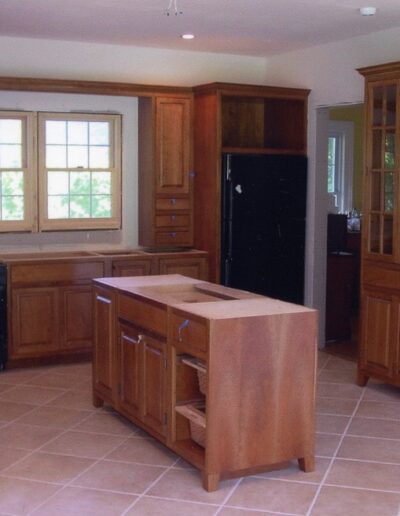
[{"left": 93, "top": 275, "right": 317, "bottom": 491}]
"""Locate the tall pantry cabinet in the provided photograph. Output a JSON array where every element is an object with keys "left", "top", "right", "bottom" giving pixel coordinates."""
[{"left": 358, "top": 62, "right": 400, "bottom": 387}]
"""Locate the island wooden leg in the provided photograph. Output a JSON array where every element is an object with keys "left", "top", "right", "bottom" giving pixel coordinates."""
[
  {"left": 93, "top": 393, "right": 104, "bottom": 408},
  {"left": 202, "top": 472, "right": 220, "bottom": 492},
  {"left": 357, "top": 371, "right": 369, "bottom": 387},
  {"left": 298, "top": 456, "right": 315, "bottom": 472}
]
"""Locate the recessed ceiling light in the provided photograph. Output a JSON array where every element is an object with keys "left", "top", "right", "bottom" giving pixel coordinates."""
[
  {"left": 359, "top": 6, "right": 377, "bottom": 16},
  {"left": 181, "top": 34, "right": 195, "bottom": 40}
]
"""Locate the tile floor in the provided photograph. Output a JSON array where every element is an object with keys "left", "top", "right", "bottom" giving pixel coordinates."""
[{"left": 0, "top": 353, "right": 399, "bottom": 515}]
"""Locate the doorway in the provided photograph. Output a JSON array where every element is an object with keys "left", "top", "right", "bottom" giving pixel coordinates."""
[{"left": 319, "top": 103, "right": 363, "bottom": 358}]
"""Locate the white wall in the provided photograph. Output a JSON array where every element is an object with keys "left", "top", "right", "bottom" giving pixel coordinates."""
[{"left": 263, "top": 26, "right": 400, "bottom": 344}]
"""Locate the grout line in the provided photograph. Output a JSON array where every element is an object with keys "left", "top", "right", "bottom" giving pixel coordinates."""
[
  {"left": 323, "top": 483, "right": 400, "bottom": 494},
  {"left": 213, "top": 476, "right": 243, "bottom": 515},
  {"left": 305, "top": 381, "right": 367, "bottom": 516},
  {"left": 222, "top": 503, "right": 302, "bottom": 515}
]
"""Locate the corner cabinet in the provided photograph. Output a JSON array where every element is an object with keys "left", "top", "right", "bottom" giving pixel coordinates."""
[
  {"left": 358, "top": 62, "right": 400, "bottom": 387},
  {"left": 192, "top": 83, "right": 310, "bottom": 282},
  {"left": 138, "top": 94, "right": 194, "bottom": 248}
]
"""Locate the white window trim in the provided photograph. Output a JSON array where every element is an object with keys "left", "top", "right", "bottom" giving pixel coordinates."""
[
  {"left": 38, "top": 112, "right": 122, "bottom": 231},
  {"left": 328, "top": 120, "right": 354, "bottom": 214}
]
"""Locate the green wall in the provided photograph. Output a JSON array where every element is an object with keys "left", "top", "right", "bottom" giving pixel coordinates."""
[{"left": 329, "top": 104, "right": 364, "bottom": 212}]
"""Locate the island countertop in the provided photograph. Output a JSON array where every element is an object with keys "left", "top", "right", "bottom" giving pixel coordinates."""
[{"left": 93, "top": 274, "right": 316, "bottom": 320}]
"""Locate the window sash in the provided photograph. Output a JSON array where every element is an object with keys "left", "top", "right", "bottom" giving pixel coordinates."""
[{"left": 38, "top": 112, "right": 121, "bottom": 231}]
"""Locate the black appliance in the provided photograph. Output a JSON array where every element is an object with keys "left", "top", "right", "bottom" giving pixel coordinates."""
[
  {"left": 327, "top": 213, "right": 348, "bottom": 253},
  {"left": 0, "top": 265, "right": 7, "bottom": 370},
  {"left": 221, "top": 153, "right": 307, "bottom": 304}
]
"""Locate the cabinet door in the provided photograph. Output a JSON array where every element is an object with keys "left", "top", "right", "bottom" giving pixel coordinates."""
[
  {"left": 61, "top": 286, "right": 93, "bottom": 350},
  {"left": 93, "top": 288, "right": 115, "bottom": 402},
  {"left": 156, "top": 97, "right": 191, "bottom": 195},
  {"left": 10, "top": 287, "right": 59, "bottom": 359},
  {"left": 118, "top": 323, "right": 142, "bottom": 420},
  {"left": 360, "top": 289, "right": 398, "bottom": 379},
  {"left": 142, "top": 333, "right": 167, "bottom": 436},
  {"left": 112, "top": 259, "right": 152, "bottom": 277},
  {"left": 159, "top": 257, "right": 208, "bottom": 280}
]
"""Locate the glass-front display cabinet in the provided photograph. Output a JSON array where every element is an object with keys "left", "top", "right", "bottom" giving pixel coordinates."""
[{"left": 358, "top": 62, "right": 400, "bottom": 388}]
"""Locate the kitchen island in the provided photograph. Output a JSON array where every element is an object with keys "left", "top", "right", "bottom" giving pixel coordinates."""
[{"left": 93, "top": 274, "right": 318, "bottom": 491}]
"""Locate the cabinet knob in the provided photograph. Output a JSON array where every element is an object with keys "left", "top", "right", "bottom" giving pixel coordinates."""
[
  {"left": 171, "top": 215, "right": 176, "bottom": 221},
  {"left": 170, "top": 198, "right": 177, "bottom": 206},
  {"left": 178, "top": 319, "right": 189, "bottom": 341},
  {"left": 170, "top": 232, "right": 177, "bottom": 238},
  {"left": 123, "top": 333, "right": 144, "bottom": 345}
]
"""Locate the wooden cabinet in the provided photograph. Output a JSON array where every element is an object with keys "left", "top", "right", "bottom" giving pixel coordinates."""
[
  {"left": 111, "top": 258, "right": 152, "bottom": 277},
  {"left": 92, "top": 275, "right": 317, "bottom": 491},
  {"left": 139, "top": 95, "right": 193, "bottom": 248},
  {"left": 8, "top": 259, "right": 105, "bottom": 365},
  {"left": 193, "top": 83, "right": 310, "bottom": 282},
  {"left": 155, "top": 252, "right": 209, "bottom": 280},
  {"left": 358, "top": 62, "right": 400, "bottom": 387}
]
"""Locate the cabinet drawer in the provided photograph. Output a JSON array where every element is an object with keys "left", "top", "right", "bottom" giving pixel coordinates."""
[
  {"left": 10, "top": 261, "right": 105, "bottom": 286},
  {"left": 156, "top": 197, "right": 190, "bottom": 211},
  {"left": 171, "top": 312, "right": 207, "bottom": 354},
  {"left": 155, "top": 231, "right": 192, "bottom": 246},
  {"left": 118, "top": 294, "right": 167, "bottom": 336},
  {"left": 363, "top": 264, "right": 400, "bottom": 290},
  {"left": 156, "top": 214, "right": 190, "bottom": 228}
]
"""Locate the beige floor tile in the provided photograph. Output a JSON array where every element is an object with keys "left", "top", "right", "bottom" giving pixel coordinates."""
[
  {"left": 0, "top": 400, "right": 36, "bottom": 421},
  {"left": 45, "top": 390, "right": 97, "bottom": 411},
  {"left": 326, "top": 458, "right": 400, "bottom": 491},
  {"left": 348, "top": 416, "right": 400, "bottom": 440},
  {"left": 26, "top": 373, "right": 83, "bottom": 390},
  {"left": 126, "top": 496, "right": 218, "bottom": 515},
  {"left": 356, "top": 400, "right": 400, "bottom": 420},
  {"left": 311, "top": 485, "right": 400, "bottom": 516},
  {"left": 3, "top": 451, "right": 95, "bottom": 483},
  {"left": 148, "top": 468, "right": 237, "bottom": 504},
  {"left": 255, "top": 458, "right": 330, "bottom": 483},
  {"left": 0, "top": 383, "right": 15, "bottom": 394},
  {"left": 73, "top": 412, "right": 137, "bottom": 436},
  {"left": 51, "top": 362, "right": 92, "bottom": 377},
  {"left": 316, "top": 414, "right": 350, "bottom": 434},
  {"left": 0, "top": 385, "right": 65, "bottom": 405},
  {"left": 0, "top": 423, "right": 62, "bottom": 450},
  {"left": 105, "top": 436, "right": 178, "bottom": 466},
  {"left": 316, "top": 397, "right": 358, "bottom": 416},
  {"left": 72, "top": 459, "right": 166, "bottom": 494},
  {"left": 219, "top": 509, "right": 270, "bottom": 515},
  {"left": 226, "top": 476, "right": 318, "bottom": 514},
  {"left": 323, "top": 357, "right": 357, "bottom": 371},
  {"left": 69, "top": 377, "right": 92, "bottom": 392},
  {"left": 31, "top": 486, "right": 137, "bottom": 516},
  {"left": 41, "top": 430, "right": 126, "bottom": 459},
  {"left": 316, "top": 382, "right": 363, "bottom": 400},
  {"left": 17, "top": 405, "right": 92, "bottom": 429},
  {"left": 317, "top": 369, "right": 357, "bottom": 384},
  {"left": 172, "top": 457, "right": 197, "bottom": 469},
  {"left": 0, "top": 476, "right": 61, "bottom": 515},
  {"left": 0, "top": 369, "right": 44, "bottom": 385},
  {"left": 316, "top": 433, "right": 342, "bottom": 457},
  {"left": 0, "top": 446, "right": 31, "bottom": 471},
  {"left": 364, "top": 382, "right": 400, "bottom": 403},
  {"left": 337, "top": 435, "right": 400, "bottom": 464}
]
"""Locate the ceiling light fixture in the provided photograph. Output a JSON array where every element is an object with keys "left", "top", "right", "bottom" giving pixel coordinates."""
[
  {"left": 181, "top": 34, "right": 194, "bottom": 40},
  {"left": 359, "top": 6, "right": 377, "bottom": 16},
  {"left": 165, "top": 0, "right": 182, "bottom": 16}
]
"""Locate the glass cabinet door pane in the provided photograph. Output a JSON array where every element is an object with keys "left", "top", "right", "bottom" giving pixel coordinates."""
[
  {"left": 384, "top": 172, "right": 394, "bottom": 213},
  {"left": 369, "top": 214, "right": 380, "bottom": 253},
  {"left": 373, "top": 86, "right": 384, "bottom": 126},
  {"left": 383, "top": 216, "right": 393, "bottom": 254},
  {"left": 372, "top": 130, "right": 382, "bottom": 169},
  {"left": 384, "top": 131, "right": 395, "bottom": 169},
  {"left": 386, "top": 85, "right": 397, "bottom": 126},
  {"left": 371, "top": 171, "right": 381, "bottom": 211}
]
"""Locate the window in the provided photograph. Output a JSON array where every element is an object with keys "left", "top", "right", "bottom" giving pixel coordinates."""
[
  {"left": 0, "top": 111, "right": 121, "bottom": 232},
  {"left": 327, "top": 120, "right": 353, "bottom": 214}
]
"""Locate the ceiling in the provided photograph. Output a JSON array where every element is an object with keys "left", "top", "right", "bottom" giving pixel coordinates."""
[{"left": 0, "top": 0, "right": 400, "bottom": 57}]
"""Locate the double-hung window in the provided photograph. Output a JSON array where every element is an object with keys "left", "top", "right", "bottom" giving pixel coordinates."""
[{"left": 0, "top": 111, "right": 122, "bottom": 232}]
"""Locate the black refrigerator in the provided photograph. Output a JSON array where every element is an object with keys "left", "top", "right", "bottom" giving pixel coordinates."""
[{"left": 221, "top": 153, "right": 307, "bottom": 305}]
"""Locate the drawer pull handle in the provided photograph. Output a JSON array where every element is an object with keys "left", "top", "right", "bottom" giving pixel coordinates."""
[
  {"left": 178, "top": 319, "right": 189, "bottom": 341},
  {"left": 170, "top": 232, "right": 177, "bottom": 238},
  {"left": 123, "top": 333, "right": 144, "bottom": 345},
  {"left": 170, "top": 198, "right": 177, "bottom": 206},
  {"left": 171, "top": 215, "right": 176, "bottom": 221}
]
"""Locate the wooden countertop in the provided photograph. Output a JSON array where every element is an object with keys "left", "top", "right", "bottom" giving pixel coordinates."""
[{"left": 94, "top": 274, "right": 316, "bottom": 319}]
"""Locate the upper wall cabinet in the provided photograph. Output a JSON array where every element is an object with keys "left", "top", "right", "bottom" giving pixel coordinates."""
[
  {"left": 139, "top": 95, "right": 193, "bottom": 248},
  {"left": 193, "top": 83, "right": 310, "bottom": 282}
]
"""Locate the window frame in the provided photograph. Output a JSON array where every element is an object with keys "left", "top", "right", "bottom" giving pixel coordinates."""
[
  {"left": 0, "top": 111, "right": 37, "bottom": 233},
  {"left": 38, "top": 112, "right": 122, "bottom": 231}
]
